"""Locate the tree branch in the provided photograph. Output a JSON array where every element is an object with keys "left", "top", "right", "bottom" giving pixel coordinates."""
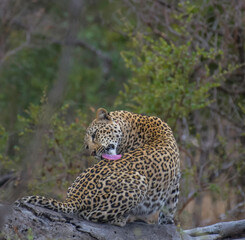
[
  {"left": 184, "top": 219, "right": 245, "bottom": 240},
  {"left": 52, "top": 39, "right": 112, "bottom": 74},
  {"left": 0, "top": 203, "right": 188, "bottom": 240},
  {"left": 2, "top": 203, "right": 245, "bottom": 240}
]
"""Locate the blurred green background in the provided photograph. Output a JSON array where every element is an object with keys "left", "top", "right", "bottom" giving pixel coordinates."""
[{"left": 0, "top": 0, "right": 244, "bottom": 228}]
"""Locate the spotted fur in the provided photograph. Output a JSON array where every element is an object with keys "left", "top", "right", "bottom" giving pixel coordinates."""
[{"left": 16, "top": 108, "right": 180, "bottom": 226}]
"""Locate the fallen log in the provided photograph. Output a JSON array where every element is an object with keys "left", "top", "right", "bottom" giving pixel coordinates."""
[
  {"left": 184, "top": 219, "right": 245, "bottom": 240},
  {"left": 0, "top": 203, "right": 190, "bottom": 240},
  {"left": 1, "top": 203, "right": 245, "bottom": 240}
]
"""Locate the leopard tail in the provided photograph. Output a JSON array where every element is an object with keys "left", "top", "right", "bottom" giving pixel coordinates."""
[{"left": 15, "top": 196, "right": 78, "bottom": 214}]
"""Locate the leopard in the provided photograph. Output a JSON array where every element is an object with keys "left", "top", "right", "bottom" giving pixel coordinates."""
[{"left": 16, "top": 108, "right": 180, "bottom": 227}]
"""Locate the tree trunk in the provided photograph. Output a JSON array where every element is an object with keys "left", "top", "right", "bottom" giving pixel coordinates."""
[
  {"left": 0, "top": 203, "right": 189, "bottom": 240},
  {"left": 1, "top": 203, "right": 245, "bottom": 240}
]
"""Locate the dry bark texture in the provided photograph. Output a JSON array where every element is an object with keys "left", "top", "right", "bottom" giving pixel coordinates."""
[
  {"left": 184, "top": 219, "right": 245, "bottom": 240},
  {"left": 1, "top": 203, "right": 245, "bottom": 240},
  {"left": 0, "top": 203, "right": 188, "bottom": 240}
]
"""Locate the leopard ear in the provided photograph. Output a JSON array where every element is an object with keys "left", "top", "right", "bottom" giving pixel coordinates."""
[{"left": 96, "top": 108, "right": 111, "bottom": 121}]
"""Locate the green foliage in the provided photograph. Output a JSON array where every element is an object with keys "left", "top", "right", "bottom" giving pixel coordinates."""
[
  {"left": 209, "top": 183, "right": 221, "bottom": 194},
  {"left": 19, "top": 101, "right": 91, "bottom": 195},
  {"left": 0, "top": 126, "right": 8, "bottom": 153},
  {"left": 27, "top": 228, "right": 34, "bottom": 240},
  {"left": 0, "top": 45, "right": 60, "bottom": 130},
  {"left": 0, "top": 97, "right": 94, "bottom": 197},
  {"left": 0, "top": 126, "right": 9, "bottom": 169},
  {"left": 0, "top": 0, "right": 130, "bottom": 132},
  {"left": 117, "top": 34, "right": 222, "bottom": 128}
]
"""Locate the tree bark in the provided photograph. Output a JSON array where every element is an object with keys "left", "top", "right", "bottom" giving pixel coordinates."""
[
  {"left": 1, "top": 203, "right": 245, "bottom": 240},
  {"left": 184, "top": 219, "right": 245, "bottom": 240},
  {"left": 0, "top": 203, "right": 189, "bottom": 240}
]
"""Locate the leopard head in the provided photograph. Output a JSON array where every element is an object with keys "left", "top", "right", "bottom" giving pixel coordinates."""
[{"left": 84, "top": 108, "right": 122, "bottom": 159}]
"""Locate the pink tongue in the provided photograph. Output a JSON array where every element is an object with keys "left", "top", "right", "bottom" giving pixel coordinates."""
[{"left": 102, "top": 154, "right": 122, "bottom": 160}]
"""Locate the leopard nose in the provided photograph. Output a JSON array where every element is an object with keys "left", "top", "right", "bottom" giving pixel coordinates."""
[{"left": 107, "top": 144, "right": 115, "bottom": 150}]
